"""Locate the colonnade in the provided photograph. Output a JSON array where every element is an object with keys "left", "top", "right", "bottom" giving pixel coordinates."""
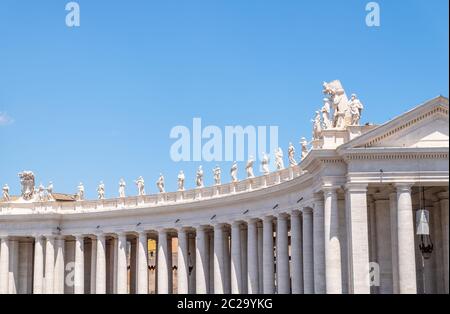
[{"left": 0, "top": 184, "right": 448, "bottom": 294}]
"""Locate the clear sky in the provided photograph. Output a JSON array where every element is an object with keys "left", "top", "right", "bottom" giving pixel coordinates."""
[{"left": 0, "top": 0, "right": 448, "bottom": 199}]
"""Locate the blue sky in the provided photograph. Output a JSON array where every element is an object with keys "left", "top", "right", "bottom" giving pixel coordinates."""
[{"left": 0, "top": 0, "right": 448, "bottom": 198}]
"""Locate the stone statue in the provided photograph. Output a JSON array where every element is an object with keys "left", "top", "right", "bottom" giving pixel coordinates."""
[
  {"left": 213, "top": 166, "right": 221, "bottom": 185},
  {"left": 275, "top": 148, "right": 284, "bottom": 170},
  {"left": 119, "top": 178, "right": 126, "bottom": 198},
  {"left": 322, "top": 80, "right": 350, "bottom": 128},
  {"left": 97, "top": 181, "right": 105, "bottom": 200},
  {"left": 261, "top": 153, "right": 270, "bottom": 175},
  {"left": 177, "top": 170, "right": 185, "bottom": 191},
  {"left": 230, "top": 161, "right": 238, "bottom": 183},
  {"left": 18, "top": 171, "right": 35, "bottom": 201},
  {"left": 312, "top": 111, "right": 322, "bottom": 140},
  {"left": 156, "top": 174, "right": 165, "bottom": 193},
  {"left": 300, "top": 137, "right": 308, "bottom": 160},
  {"left": 135, "top": 176, "right": 145, "bottom": 196},
  {"left": 46, "top": 181, "right": 54, "bottom": 201},
  {"left": 77, "top": 182, "right": 85, "bottom": 201},
  {"left": 348, "top": 93, "right": 364, "bottom": 125},
  {"left": 246, "top": 156, "right": 255, "bottom": 178},
  {"left": 38, "top": 183, "right": 46, "bottom": 201},
  {"left": 2, "top": 184, "right": 10, "bottom": 202},
  {"left": 321, "top": 98, "right": 332, "bottom": 129},
  {"left": 196, "top": 166, "right": 204, "bottom": 188},
  {"left": 288, "top": 142, "right": 297, "bottom": 166}
]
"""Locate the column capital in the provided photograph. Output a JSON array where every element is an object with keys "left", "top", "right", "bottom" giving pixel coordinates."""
[
  {"left": 290, "top": 209, "right": 301, "bottom": 217},
  {"left": 277, "top": 212, "right": 289, "bottom": 220},
  {"left": 438, "top": 191, "right": 449, "bottom": 200},
  {"left": 0, "top": 235, "right": 9, "bottom": 241},
  {"left": 136, "top": 230, "right": 148, "bottom": 237},
  {"left": 213, "top": 222, "right": 225, "bottom": 230},
  {"left": 244, "top": 217, "right": 259, "bottom": 225},
  {"left": 302, "top": 207, "right": 313, "bottom": 214},
  {"left": 345, "top": 183, "right": 368, "bottom": 193},
  {"left": 115, "top": 231, "right": 128, "bottom": 237},
  {"left": 322, "top": 185, "right": 341, "bottom": 194},
  {"left": 262, "top": 215, "right": 274, "bottom": 223},
  {"left": 32, "top": 234, "right": 45, "bottom": 240},
  {"left": 395, "top": 183, "right": 414, "bottom": 193},
  {"left": 231, "top": 221, "right": 243, "bottom": 228},
  {"left": 73, "top": 234, "right": 85, "bottom": 241}
]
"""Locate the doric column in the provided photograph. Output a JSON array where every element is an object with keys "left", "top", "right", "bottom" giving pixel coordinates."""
[
  {"left": 54, "top": 236, "right": 65, "bottom": 294},
  {"left": 374, "top": 197, "right": 393, "bottom": 294},
  {"left": 0, "top": 236, "right": 9, "bottom": 294},
  {"left": 33, "top": 235, "right": 44, "bottom": 294},
  {"left": 116, "top": 233, "right": 128, "bottom": 294},
  {"left": 290, "top": 211, "right": 303, "bottom": 294},
  {"left": 323, "top": 187, "right": 342, "bottom": 294},
  {"left": 439, "top": 192, "right": 449, "bottom": 294},
  {"left": 45, "top": 235, "right": 55, "bottom": 294},
  {"left": 177, "top": 228, "right": 189, "bottom": 294},
  {"left": 389, "top": 191, "right": 399, "bottom": 294},
  {"left": 432, "top": 200, "right": 445, "bottom": 293},
  {"left": 213, "top": 223, "right": 225, "bottom": 294},
  {"left": 188, "top": 235, "right": 196, "bottom": 294},
  {"left": 90, "top": 237, "right": 97, "bottom": 294},
  {"left": 195, "top": 226, "right": 208, "bottom": 294},
  {"left": 302, "top": 208, "right": 314, "bottom": 294},
  {"left": 157, "top": 229, "right": 169, "bottom": 294},
  {"left": 345, "top": 183, "right": 370, "bottom": 294},
  {"left": 74, "top": 235, "right": 85, "bottom": 294},
  {"left": 223, "top": 229, "right": 231, "bottom": 294},
  {"left": 247, "top": 219, "right": 259, "bottom": 294},
  {"left": 137, "top": 231, "right": 149, "bottom": 294},
  {"left": 262, "top": 216, "right": 274, "bottom": 294},
  {"left": 276, "top": 213, "right": 290, "bottom": 294},
  {"left": 395, "top": 184, "right": 417, "bottom": 294},
  {"left": 230, "top": 221, "right": 242, "bottom": 294},
  {"left": 95, "top": 234, "right": 106, "bottom": 294},
  {"left": 8, "top": 239, "right": 19, "bottom": 294},
  {"left": 257, "top": 222, "right": 264, "bottom": 294},
  {"left": 313, "top": 195, "right": 325, "bottom": 294}
]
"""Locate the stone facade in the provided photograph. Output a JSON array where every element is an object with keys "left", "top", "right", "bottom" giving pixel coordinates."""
[{"left": 0, "top": 95, "right": 448, "bottom": 294}]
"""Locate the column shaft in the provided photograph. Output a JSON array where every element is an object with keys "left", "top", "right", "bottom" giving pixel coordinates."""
[
  {"left": 213, "top": 224, "right": 225, "bottom": 294},
  {"left": 324, "top": 188, "right": 342, "bottom": 294},
  {"left": 345, "top": 184, "right": 370, "bottom": 294},
  {"left": 116, "top": 233, "right": 128, "bottom": 294},
  {"left": 291, "top": 212, "right": 303, "bottom": 294},
  {"left": 137, "top": 232, "right": 149, "bottom": 294},
  {"left": 74, "top": 235, "right": 84, "bottom": 294},
  {"left": 195, "top": 227, "right": 208, "bottom": 294},
  {"left": 0, "top": 237, "right": 9, "bottom": 294},
  {"left": 396, "top": 184, "right": 417, "bottom": 294},
  {"left": 440, "top": 195, "right": 449, "bottom": 294},
  {"left": 177, "top": 229, "right": 189, "bottom": 294},
  {"left": 302, "top": 209, "right": 314, "bottom": 294},
  {"left": 157, "top": 230, "right": 169, "bottom": 294},
  {"left": 247, "top": 220, "right": 259, "bottom": 294},
  {"left": 276, "top": 214, "right": 290, "bottom": 294},
  {"left": 230, "top": 222, "right": 242, "bottom": 294},
  {"left": 33, "top": 236, "right": 44, "bottom": 294},
  {"left": 263, "top": 216, "right": 274, "bottom": 294},
  {"left": 313, "top": 197, "right": 326, "bottom": 294},
  {"left": 389, "top": 192, "right": 400, "bottom": 294},
  {"left": 95, "top": 234, "right": 106, "bottom": 294},
  {"left": 54, "top": 237, "right": 65, "bottom": 294},
  {"left": 44, "top": 236, "right": 55, "bottom": 294}
]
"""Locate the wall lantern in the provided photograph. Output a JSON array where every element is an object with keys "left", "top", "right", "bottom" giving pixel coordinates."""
[{"left": 416, "top": 187, "right": 433, "bottom": 259}]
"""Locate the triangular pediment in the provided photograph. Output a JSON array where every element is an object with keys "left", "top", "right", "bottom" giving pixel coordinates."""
[{"left": 340, "top": 96, "right": 449, "bottom": 149}]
